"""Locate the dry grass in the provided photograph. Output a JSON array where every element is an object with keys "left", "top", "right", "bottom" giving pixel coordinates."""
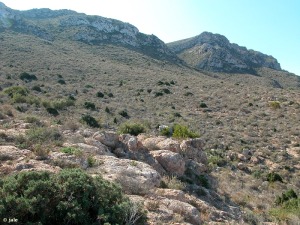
[{"left": 0, "top": 30, "right": 299, "bottom": 224}]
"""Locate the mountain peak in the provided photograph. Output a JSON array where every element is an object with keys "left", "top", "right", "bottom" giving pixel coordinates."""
[
  {"left": 0, "top": 2, "right": 7, "bottom": 8},
  {"left": 0, "top": 3, "right": 181, "bottom": 63},
  {"left": 168, "top": 32, "right": 281, "bottom": 73}
]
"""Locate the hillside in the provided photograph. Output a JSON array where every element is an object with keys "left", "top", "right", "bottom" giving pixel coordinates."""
[
  {"left": 167, "top": 32, "right": 281, "bottom": 73},
  {"left": 0, "top": 2, "right": 180, "bottom": 63},
  {"left": 0, "top": 3, "right": 300, "bottom": 225}
]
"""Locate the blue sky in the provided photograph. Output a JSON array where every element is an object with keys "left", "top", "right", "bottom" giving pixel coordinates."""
[{"left": 1, "top": 0, "right": 299, "bottom": 75}]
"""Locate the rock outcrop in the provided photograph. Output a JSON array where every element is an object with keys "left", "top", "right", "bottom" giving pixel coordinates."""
[
  {"left": 167, "top": 31, "right": 281, "bottom": 73},
  {"left": 0, "top": 118, "right": 242, "bottom": 224},
  {"left": 87, "top": 155, "right": 161, "bottom": 195},
  {"left": 150, "top": 150, "right": 185, "bottom": 176},
  {"left": 0, "top": 2, "right": 180, "bottom": 63}
]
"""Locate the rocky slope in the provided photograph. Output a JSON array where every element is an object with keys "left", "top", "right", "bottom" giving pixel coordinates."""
[
  {"left": 0, "top": 2, "right": 180, "bottom": 63},
  {"left": 167, "top": 32, "right": 281, "bottom": 73},
  {"left": 0, "top": 118, "right": 243, "bottom": 224}
]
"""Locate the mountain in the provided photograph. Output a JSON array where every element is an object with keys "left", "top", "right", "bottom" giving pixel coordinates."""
[
  {"left": 0, "top": 3, "right": 300, "bottom": 225},
  {"left": 0, "top": 2, "right": 180, "bottom": 63},
  {"left": 167, "top": 32, "right": 282, "bottom": 74}
]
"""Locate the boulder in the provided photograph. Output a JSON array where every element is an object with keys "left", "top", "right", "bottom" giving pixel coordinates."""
[
  {"left": 80, "top": 129, "right": 94, "bottom": 137},
  {"left": 93, "top": 131, "right": 119, "bottom": 148},
  {"left": 237, "top": 162, "right": 249, "bottom": 171},
  {"left": 14, "top": 159, "right": 60, "bottom": 173},
  {"left": 160, "top": 198, "right": 201, "bottom": 225},
  {"left": 155, "top": 188, "right": 186, "bottom": 202},
  {"left": 185, "top": 159, "right": 208, "bottom": 174},
  {"left": 88, "top": 155, "right": 161, "bottom": 195},
  {"left": 113, "top": 147, "right": 128, "bottom": 158},
  {"left": 226, "top": 151, "right": 237, "bottom": 161},
  {"left": 76, "top": 143, "right": 112, "bottom": 155},
  {"left": 142, "top": 136, "right": 166, "bottom": 150},
  {"left": 180, "top": 138, "right": 207, "bottom": 164},
  {"left": 0, "top": 146, "right": 31, "bottom": 161},
  {"left": 237, "top": 153, "right": 247, "bottom": 162},
  {"left": 127, "top": 136, "right": 138, "bottom": 151},
  {"left": 140, "top": 153, "right": 167, "bottom": 175},
  {"left": 150, "top": 150, "right": 185, "bottom": 176},
  {"left": 156, "top": 139, "right": 181, "bottom": 153},
  {"left": 119, "top": 134, "right": 144, "bottom": 151},
  {"left": 84, "top": 138, "right": 113, "bottom": 155},
  {"left": 50, "top": 151, "right": 87, "bottom": 168},
  {"left": 242, "top": 149, "right": 252, "bottom": 159},
  {"left": 250, "top": 156, "right": 259, "bottom": 164}
]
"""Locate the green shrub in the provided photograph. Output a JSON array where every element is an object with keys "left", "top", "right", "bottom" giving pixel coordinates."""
[
  {"left": 46, "top": 107, "right": 59, "bottom": 116},
  {"left": 24, "top": 116, "right": 43, "bottom": 126},
  {"left": 85, "top": 84, "right": 94, "bottom": 89},
  {"left": 57, "top": 79, "right": 66, "bottom": 84},
  {"left": 160, "top": 175, "right": 186, "bottom": 190},
  {"left": 107, "top": 93, "right": 114, "bottom": 97},
  {"left": 119, "top": 110, "right": 129, "bottom": 118},
  {"left": 170, "top": 80, "right": 176, "bottom": 85},
  {"left": 28, "top": 127, "right": 61, "bottom": 147},
  {"left": 68, "top": 95, "right": 76, "bottom": 101},
  {"left": 105, "top": 107, "right": 110, "bottom": 114},
  {"left": 19, "top": 72, "right": 37, "bottom": 81},
  {"left": 52, "top": 99, "right": 75, "bottom": 110},
  {"left": 16, "top": 127, "right": 62, "bottom": 149},
  {"left": 275, "top": 189, "right": 298, "bottom": 205},
  {"left": 157, "top": 80, "right": 164, "bottom": 85},
  {"left": 267, "top": 172, "right": 283, "bottom": 183},
  {"left": 84, "top": 101, "right": 96, "bottom": 110},
  {"left": 172, "top": 124, "right": 200, "bottom": 139},
  {"left": 173, "top": 112, "right": 182, "bottom": 117},
  {"left": 207, "top": 155, "right": 226, "bottom": 167},
  {"left": 184, "top": 92, "right": 194, "bottom": 96},
  {"left": 252, "top": 170, "right": 264, "bottom": 179},
  {"left": 118, "top": 122, "right": 145, "bottom": 136},
  {"left": 199, "top": 102, "right": 208, "bottom": 108},
  {"left": 81, "top": 115, "right": 100, "bottom": 128},
  {"left": 160, "top": 127, "right": 172, "bottom": 137},
  {"left": 33, "top": 144, "right": 50, "bottom": 159},
  {"left": 11, "top": 93, "right": 28, "bottom": 103},
  {"left": 268, "top": 101, "right": 281, "bottom": 109},
  {"left": 96, "top": 91, "right": 104, "bottom": 98},
  {"left": 32, "top": 85, "right": 42, "bottom": 92},
  {"left": 270, "top": 198, "right": 300, "bottom": 222},
  {"left": 4, "top": 86, "right": 29, "bottom": 97},
  {"left": 87, "top": 156, "right": 96, "bottom": 167},
  {"left": 0, "top": 169, "right": 143, "bottom": 225},
  {"left": 154, "top": 91, "right": 163, "bottom": 97},
  {"left": 162, "top": 88, "right": 171, "bottom": 94},
  {"left": 196, "top": 174, "right": 210, "bottom": 189},
  {"left": 61, "top": 147, "right": 82, "bottom": 156}
]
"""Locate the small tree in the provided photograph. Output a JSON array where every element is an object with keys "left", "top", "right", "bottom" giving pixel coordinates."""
[
  {"left": 81, "top": 115, "right": 100, "bottom": 128},
  {"left": 84, "top": 101, "right": 96, "bottom": 110},
  {"left": 0, "top": 169, "right": 144, "bottom": 225}
]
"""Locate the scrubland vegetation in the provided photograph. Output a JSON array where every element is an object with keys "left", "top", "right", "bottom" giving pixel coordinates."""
[{"left": 0, "top": 31, "right": 299, "bottom": 224}]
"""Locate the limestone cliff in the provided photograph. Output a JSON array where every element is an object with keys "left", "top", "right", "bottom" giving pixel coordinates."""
[{"left": 167, "top": 32, "right": 281, "bottom": 73}]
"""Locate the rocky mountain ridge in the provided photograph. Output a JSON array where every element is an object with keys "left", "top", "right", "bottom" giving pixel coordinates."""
[
  {"left": 1, "top": 2, "right": 286, "bottom": 74},
  {"left": 0, "top": 2, "right": 180, "bottom": 63},
  {"left": 167, "top": 32, "right": 282, "bottom": 73}
]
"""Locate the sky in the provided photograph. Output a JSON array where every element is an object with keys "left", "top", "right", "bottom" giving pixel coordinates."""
[{"left": 1, "top": 0, "right": 300, "bottom": 75}]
